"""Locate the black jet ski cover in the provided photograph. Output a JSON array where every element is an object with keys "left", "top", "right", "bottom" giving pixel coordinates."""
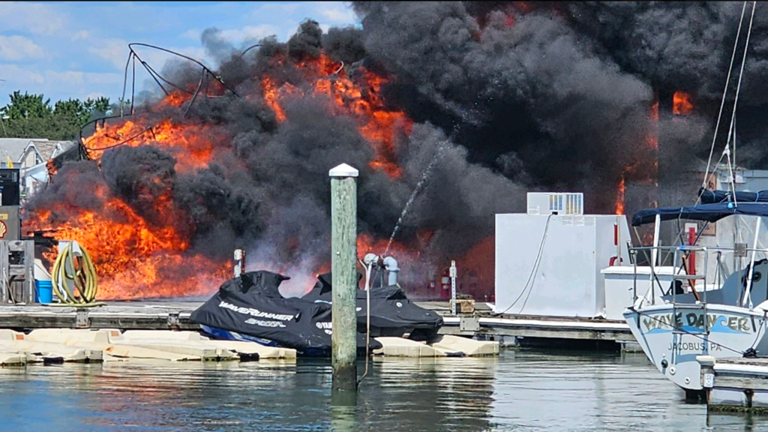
[
  {"left": 302, "top": 273, "right": 444, "bottom": 339},
  {"left": 190, "top": 271, "right": 381, "bottom": 354}
]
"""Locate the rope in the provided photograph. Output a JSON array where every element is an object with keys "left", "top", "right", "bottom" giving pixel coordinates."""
[
  {"left": 724, "top": 0, "right": 757, "bottom": 185},
  {"left": 699, "top": 1, "right": 748, "bottom": 201},
  {"left": 49, "top": 242, "right": 104, "bottom": 307},
  {"left": 357, "top": 259, "right": 374, "bottom": 387}
]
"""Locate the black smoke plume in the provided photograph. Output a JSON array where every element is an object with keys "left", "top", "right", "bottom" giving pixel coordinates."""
[{"left": 26, "top": 2, "right": 768, "bottom": 298}]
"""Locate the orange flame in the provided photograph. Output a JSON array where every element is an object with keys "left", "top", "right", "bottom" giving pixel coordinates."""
[
  {"left": 647, "top": 100, "right": 659, "bottom": 151},
  {"left": 615, "top": 97, "right": 661, "bottom": 217},
  {"left": 162, "top": 91, "right": 188, "bottom": 108},
  {"left": 650, "top": 100, "right": 659, "bottom": 121},
  {"left": 29, "top": 50, "right": 416, "bottom": 300},
  {"left": 83, "top": 120, "right": 218, "bottom": 173},
  {"left": 264, "top": 54, "right": 411, "bottom": 178},
  {"left": 673, "top": 91, "right": 693, "bottom": 116},
  {"left": 615, "top": 176, "right": 625, "bottom": 215},
  {"left": 261, "top": 76, "right": 282, "bottom": 121},
  {"left": 25, "top": 181, "right": 229, "bottom": 299}
]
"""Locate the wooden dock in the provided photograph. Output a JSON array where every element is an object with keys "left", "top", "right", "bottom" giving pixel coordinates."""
[
  {"left": 0, "top": 300, "right": 635, "bottom": 350},
  {"left": 698, "top": 355, "right": 768, "bottom": 412}
]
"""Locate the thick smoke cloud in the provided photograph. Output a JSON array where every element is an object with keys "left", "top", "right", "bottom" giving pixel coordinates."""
[
  {"left": 27, "top": 2, "right": 768, "bottom": 298},
  {"left": 351, "top": 2, "right": 659, "bottom": 210},
  {"left": 566, "top": 2, "right": 743, "bottom": 97}
]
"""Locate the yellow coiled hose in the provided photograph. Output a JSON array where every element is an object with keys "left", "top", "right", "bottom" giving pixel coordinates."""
[{"left": 51, "top": 242, "right": 103, "bottom": 306}]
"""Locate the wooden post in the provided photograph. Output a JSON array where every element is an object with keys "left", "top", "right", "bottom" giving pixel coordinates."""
[
  {"left": 329, "top": 163, "right": 359, "bottom": 396},
  {"left": 698, "top": 355, "right": 716, "bottom": 407}
]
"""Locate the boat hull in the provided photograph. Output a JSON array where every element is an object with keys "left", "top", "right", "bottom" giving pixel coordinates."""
[{"left": 624, "top": 303, "right": 768, "bottom": 391}]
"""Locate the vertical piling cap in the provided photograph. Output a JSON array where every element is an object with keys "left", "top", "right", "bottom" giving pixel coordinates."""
[{"left": 329, "top": 163, "right": 359, "bottom": 178}]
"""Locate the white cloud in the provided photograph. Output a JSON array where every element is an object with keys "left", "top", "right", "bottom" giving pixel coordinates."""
[
  {"left": 71, "top": 30, "right": 89, "bottom": 41},
  {"left": 89, "top": 38, "right": 214, "bottom": 72},
  {"left": 0, "top": 35, "right": 45, "bottom": 61},
  {"left": 84, "top": 92, "right": 105, "bottom": 100},
  {"left": 217, "top": 25, "right": 280, "bottom": 43},
  {"left": 284, "top": 22, "right": 300, "bottom": 42},
  {"left": 138, "top": 46, "right": 211, "bottom": 69},
  {"left": 44, "top": 70, "right": 84, "bottom": 85},
  {"left": 88, "top": 39, "right": 130, "bottom": 69},
  {"left": 0, "top": 64, "right": 44, "bottom": 85},
  {"left": 0, "top": 2, "right": 66, "bottom": 36},
  {"left": 184, "top": 25, "right": 280, "bottom": 46},
  {"left": 315, "top": 2, "right": 358, "bottom": 23},
  {"left": 181, "top": 29, "right": 200, "bottom": 40},
  {"left": 0, "top": 63, "right": 124, "bottom": 107},
  {"left": 0, "top": 64, "right": 121, "bottom": 89}
]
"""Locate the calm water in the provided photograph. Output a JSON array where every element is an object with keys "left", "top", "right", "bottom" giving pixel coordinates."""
[{"left": 0, "top": 350, "right": 764, "bottom": 432}]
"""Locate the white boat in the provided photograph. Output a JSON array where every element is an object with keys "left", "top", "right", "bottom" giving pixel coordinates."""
[{"left": 624, "top": 195, "right": 768, "bottom": 397}]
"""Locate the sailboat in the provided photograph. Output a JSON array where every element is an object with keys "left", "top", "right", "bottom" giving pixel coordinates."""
[{"left": 623, "top": 0, "right": 764, "bottom": 397}]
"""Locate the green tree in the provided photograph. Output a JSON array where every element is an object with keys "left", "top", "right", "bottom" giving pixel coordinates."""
[
  {"left": 2, "top": 91, "right": 53, "bottom": 121},
  {"left": 0, "top": 91, "right": 112, "bottom": 140},
  {"left": 84, "top": 96, "right": 112, "bottom": 116}
]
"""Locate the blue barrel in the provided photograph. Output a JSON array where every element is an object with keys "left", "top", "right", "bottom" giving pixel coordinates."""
[{"left": 35, "top": 280, "right": 53, "bottom": 304}]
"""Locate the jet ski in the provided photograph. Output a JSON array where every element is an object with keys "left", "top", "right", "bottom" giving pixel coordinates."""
[
  {"left": 190, "top": 270, "right": 381, "bottom": 356},
  {"left": 302, "top": 272, "right": 444, "bottom": 340}
]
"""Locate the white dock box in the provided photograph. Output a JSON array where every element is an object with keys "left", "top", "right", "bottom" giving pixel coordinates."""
[{"left": 495, "top": 212, "right": 631, "bottom": 318}]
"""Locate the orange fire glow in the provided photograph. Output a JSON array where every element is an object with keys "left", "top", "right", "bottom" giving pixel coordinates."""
[
  {"left": 615, "top": 176, "right": 625, "bottom": 215},
  {"left": 264, "top": 54, "right": 411, "bottom": 178},
  {"left": 647, "top": 100, "right": 659, "bottom": 151},
  {"left": 162, "top": 91, "right": 188, "bottom": 108},
  {"left": 27, "top": 50, "right": 420, "bottom": 300},
  {"left": 25, "top": 182, "right": 229, "bottom": 299},
  {"left": 673, "top": 91, "right": 693, "bottom": 116},
  {"left": 357, "top": 233, "right": 420, "bottom": 262},
  {"left": 82, "top": 119, "right": 218, "bottom": 173},
  {"left": 615, "top": 98, "right": 660, "bottom": 215},
  {"left": 261, "top": 76, "right": 285, "bottom": 123},
  {"left": 455, "top": 236, "right": 494, "bottom": 300}
]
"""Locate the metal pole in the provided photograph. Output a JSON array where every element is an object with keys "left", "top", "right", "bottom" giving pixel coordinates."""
[
  {"left": 651, "top": 214, "right": 661, "bottom": 267},
  {"left": 743, "top": 217, "right": 761, "bottom": 308},
  {"left": 650, "top": 214, "right": 661, "bottom": 303},
  {"left": 632, "top": 250, "right": 638, "bottom": 303},
  {"left": 330, "top": 163, "right": 359, "bottom": 396},
  {"left": 450, "top": 260, "right": 457, "bottom": 315}
]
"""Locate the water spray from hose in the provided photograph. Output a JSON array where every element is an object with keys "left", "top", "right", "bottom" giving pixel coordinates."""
[{"left": 384, "top": 127, "right": 459, "bottom": 256}]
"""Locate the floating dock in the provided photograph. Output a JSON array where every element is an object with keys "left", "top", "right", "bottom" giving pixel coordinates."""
[
  {"left": 0, "top": 300, "right": 635, "bottom": 351},
  {"left": 698, "top": 355, "right": 768, "bottom": 413},
  {"left": 0, "top": 328, "right": 296, "bottom": 364}
]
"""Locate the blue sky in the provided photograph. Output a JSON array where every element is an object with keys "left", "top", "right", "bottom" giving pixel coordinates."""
[{"left": 0, "top": 1, "right": 359, "bottom": 107}]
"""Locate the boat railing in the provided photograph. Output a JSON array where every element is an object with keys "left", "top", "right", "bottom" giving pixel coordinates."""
[{"left": 629, "top": 244, "right": 768, "bottom": 308}]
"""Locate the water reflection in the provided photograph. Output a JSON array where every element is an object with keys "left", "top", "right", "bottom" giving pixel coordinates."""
[
  {"left": 0, "top": 351, "right": 763, "bottom": 431},
  {"left": 362, "top": 356, "right": 498, "bottom": 431}
]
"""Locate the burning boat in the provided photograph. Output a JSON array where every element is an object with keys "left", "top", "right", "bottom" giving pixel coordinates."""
[{"left": 24, "top": 4, "right": 761, "bottom": 316}]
